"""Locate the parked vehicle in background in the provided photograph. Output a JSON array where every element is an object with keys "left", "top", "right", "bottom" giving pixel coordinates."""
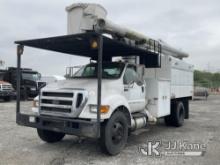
[
  {"left": 1, "top": 67, "right": 44, "bottom": 99},
  {"left": 194, "top": 86, "right": 209, "bottom": 100},
  {"left": 0, "top": 81, "right": 15, "bottom": 101}
]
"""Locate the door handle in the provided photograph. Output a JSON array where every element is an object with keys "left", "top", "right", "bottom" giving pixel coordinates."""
[{"left": 142, "top": 86, "right": 144, "bottom": 93}]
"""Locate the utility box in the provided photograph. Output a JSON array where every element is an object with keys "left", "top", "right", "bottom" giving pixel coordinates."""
[
  {"left": 145, "top": 79, "right": 171, "bottom": 117},
  {"left": 66, "top": 3, "right": 107, "bottom": 34}
]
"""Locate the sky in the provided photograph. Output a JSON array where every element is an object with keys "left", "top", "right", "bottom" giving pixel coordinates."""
[{"left": 0, "top": 0, "right": 220, "bottom": 75}]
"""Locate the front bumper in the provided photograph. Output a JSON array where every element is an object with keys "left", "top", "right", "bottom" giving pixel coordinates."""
[
  {"left": 16, "top": 114, "right": 99, "bottom": 138},
  {"left": 0, "top": 91, "right": 16, "bottom": 97}
]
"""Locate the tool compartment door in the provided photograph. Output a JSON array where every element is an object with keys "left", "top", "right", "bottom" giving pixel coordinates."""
[{"left": 158, "top": 80, "right": 170, "bottom": 117}]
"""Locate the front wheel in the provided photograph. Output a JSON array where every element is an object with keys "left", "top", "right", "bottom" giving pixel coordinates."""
[
  {"left": 100, "top": 111, "right": 128, "bottom": 155},
  {"left": 37, "top": 129, "right": 65, "bottom": 143}
]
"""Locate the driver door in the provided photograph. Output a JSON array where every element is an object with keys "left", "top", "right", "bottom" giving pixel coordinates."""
[{"left": 123, "top": 65, "right": 146, "bottom": 113}]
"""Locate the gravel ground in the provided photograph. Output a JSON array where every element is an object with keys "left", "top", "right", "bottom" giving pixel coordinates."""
[{"left": 0, "top": 95, "right": 220, "bottom": 165}]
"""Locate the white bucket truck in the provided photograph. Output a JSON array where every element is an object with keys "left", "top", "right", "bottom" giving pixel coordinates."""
[{"left": 15, "top": 3, "right": 193, "bottom": 155}]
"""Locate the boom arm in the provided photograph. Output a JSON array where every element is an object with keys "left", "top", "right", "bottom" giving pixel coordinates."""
[
  {"left": 66, "top": 3, "right": 189, "bottom": 59},
  {"left": 94, "top": 18, "right": 189, "bottom": 59}
]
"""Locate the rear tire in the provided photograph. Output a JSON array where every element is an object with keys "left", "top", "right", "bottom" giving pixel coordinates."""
[
  {"left": 165, "top": 101, "right": 185, "bottom": 127},
  {"left": 100, "top": 111, "right": 128, "bottom": 155},
  {"left": 37, "top": 129, "right": 65, "bottom": 143}
]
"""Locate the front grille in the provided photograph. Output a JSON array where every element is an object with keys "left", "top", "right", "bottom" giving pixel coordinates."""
[
  {"left": 40, "top": 91, "right": 74, "bottom": 114},
  {"left": 41, "top": 99, "right": 73, "bottom": 106},
  {"left": 1, "top": 84, "right": 13, "bottom": 91},
  {"left": 76, "top": 93, "right": 83, "bottom": 108},
  {"left": 40, "top": 89, "right": 88, "bottom": 117},
  {"left": 41, "top": 106, "right": 71, "bottom": 113},
  {"left": 42, "top": 92, "right": 73, "bottom": 97}
]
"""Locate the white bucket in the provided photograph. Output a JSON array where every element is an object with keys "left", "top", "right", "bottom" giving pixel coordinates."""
[{"left": 66, "top": 3, "right": 107, "bottom": 34}]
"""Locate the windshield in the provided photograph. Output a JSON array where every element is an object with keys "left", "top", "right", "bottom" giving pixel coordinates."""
[
  {"left": 73, "top": 63, "right": 125, "bottom": 79},
  {"left": 22, "top": 72, "right": 40, "bottom": 81}
]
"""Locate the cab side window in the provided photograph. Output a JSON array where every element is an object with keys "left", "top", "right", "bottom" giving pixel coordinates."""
[{"left": 123, "top": 66, "right": 138, "bottom": 84}]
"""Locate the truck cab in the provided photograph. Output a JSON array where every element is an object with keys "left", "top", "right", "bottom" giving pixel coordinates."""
[{"left": 36, "top": 62, "right": 146, "bottom": 120}]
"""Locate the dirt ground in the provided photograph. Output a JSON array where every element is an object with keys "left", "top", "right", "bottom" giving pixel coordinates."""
[{"left": 0, "top": 95, "right": 220, "bottom": 165}]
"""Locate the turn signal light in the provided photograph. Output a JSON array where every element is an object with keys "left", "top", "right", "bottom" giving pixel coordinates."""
[
  {"left": 90, "top": 105, "right": 110, "bottom": 114},
  {"left": 91, "top": 40, "right": 98, "bottom": 49},
  {"left": 100, "top": 105, "right": 110, "bottom": 114}
]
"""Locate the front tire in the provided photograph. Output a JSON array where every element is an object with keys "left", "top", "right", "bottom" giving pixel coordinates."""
[
  {"left": 100, "top": 111, "right": 128, "bottom": 155},
  {"left": 37, "top": 129, "right": 65, "bottom": 143}
]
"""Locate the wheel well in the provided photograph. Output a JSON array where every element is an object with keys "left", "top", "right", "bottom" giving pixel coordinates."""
[{"left": 112, "top": 106, "right": 131, "bottom": 127}]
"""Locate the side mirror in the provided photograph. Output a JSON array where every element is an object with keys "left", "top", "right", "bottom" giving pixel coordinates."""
[
  {"left": 124, "top": 80, "right": 134, "bottom": 90},
  {"left": 136, "top": 79, "right": 144, "bottom": 86}
]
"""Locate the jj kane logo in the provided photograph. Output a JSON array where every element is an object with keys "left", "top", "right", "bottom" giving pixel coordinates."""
[{"left": 139, "top": 140, "right": 206, "bottom": 157}]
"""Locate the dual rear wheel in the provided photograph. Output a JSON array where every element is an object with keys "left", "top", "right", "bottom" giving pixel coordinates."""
[{"left": 164, "top": 101, "right": 185, "bottom": 127}]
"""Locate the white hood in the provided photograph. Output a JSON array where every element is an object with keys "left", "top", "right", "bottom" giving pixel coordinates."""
[{"left": 43, "top": 79, "right": 123, "bottom": 103}]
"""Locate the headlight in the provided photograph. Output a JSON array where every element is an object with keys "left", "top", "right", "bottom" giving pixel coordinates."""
[
  {"left": 32, "top": 100, "right": 39, "bottom": 108},
  {"left": 90, "top": 105, "right": 110, "bottom": 114}
]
